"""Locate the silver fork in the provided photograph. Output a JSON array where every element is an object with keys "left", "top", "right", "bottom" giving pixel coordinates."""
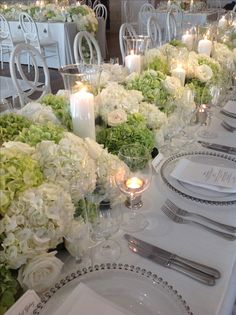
[
  {"left": 221, "top": 121, "right": 236, "bottom": 133},
  {"left": 161, "top": 205, "right": 236, "bottom": 241},
  {"left": 165, "top": 199, "right": 236, "bottom": 233}
]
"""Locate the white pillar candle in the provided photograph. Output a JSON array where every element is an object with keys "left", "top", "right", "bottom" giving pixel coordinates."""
[
  {"left": 70, "top": 89, "right": 95, "bottom": 140},
  {"left": 125, "top": 50, "right": 142, "bottom": 73},
  {"left": 197, "top": 36, "right": 212, "bottom": 57},
  {"left": 190, "top": 0, "right": 194, "bottom": 12},
  {"left": 171, "top": 64, "right": 186, "bottom": 86},
  {"left": 167, "top": 0, "right": 171, "bottom": 9},
  {"left": 218, "top": 16, "right": 227, "bottom": 28},
  {"left": 181, "top": 31, "right": 194, "bottom": 51}
]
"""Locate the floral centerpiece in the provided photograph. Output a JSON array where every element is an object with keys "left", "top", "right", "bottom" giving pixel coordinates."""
[{"left": 0, "top": 3, "right": 98, "bottom": 33}]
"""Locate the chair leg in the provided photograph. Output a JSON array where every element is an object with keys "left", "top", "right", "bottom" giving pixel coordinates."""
[
  {"left": 0, "top": 47, "right": 3, "bottom": 69},
  {"left": 56, "top": 43, "right": 61, "bottom": 67}
]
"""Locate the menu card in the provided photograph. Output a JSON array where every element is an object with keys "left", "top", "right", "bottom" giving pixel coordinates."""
[
  {"left": 223, "top": 100, "right": 236, "bottom": 116},
  {"left": 56, "top": 283, "right": 135, "bottom": 315},
  {"left": 171, "top": 158, "right": 236, "bottom": 193}
]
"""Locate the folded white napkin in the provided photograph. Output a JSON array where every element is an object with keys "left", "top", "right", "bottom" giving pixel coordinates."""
[
  {"left": 223, "top": 100, "right": 236, "bottom": 115},
  {"left": 170, "top": 158, "right": 236, "bottom": 193},
  {"left": 56, "top": 282, "right": 135, "bottom": 315}
]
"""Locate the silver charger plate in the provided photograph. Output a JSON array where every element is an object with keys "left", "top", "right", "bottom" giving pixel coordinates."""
[
  {"left": 160, "top": 151, "right": 236, "bottom": 205},
  {"left": 33, "top": 263, "right": 193, "bottom": 315}
]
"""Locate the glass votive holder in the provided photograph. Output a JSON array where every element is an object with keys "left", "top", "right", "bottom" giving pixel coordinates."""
[
  {"left": 124, "top": 36, "right": 151, "bottom": 74},
  {"left": 59, "top": 64, "right": 101, "bottom": 140}
]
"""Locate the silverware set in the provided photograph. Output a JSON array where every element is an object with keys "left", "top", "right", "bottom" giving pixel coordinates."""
[
  {"left": 161, "top": 199, "right": 236, "bottom": 241},
  {"left": 125, "top": 234, "right": 221, "bottom": 286},
  {"left": 198, "top": 140, "right": 236, "bottom": 155}
]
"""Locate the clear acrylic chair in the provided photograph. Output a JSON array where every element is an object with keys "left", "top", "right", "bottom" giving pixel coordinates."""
[
  {"left": 0, "top": 13, "right": 24, "bottom": 69},
  {"left": 73, "top": 30, "right": 102, "bottom": 64},
  {"left": 92, "top": 0, "right": 101, "bottom": 9},
  {"left": 94, "top": 3, "right": 108, "bottom": 59},
  {"left": 139, "top": 2, "right": 156, "bottom": 34},
  {"left": 165, "top": 11, "right": 178, "bottom": 42},
  {"left": 9, "top": 43, "right": 51, "bottom": 108},
  {"left": 19, "top": 12, "right": 61, "bottom": 71},
  {"left": 119, "top": 22, "right": 137, "bottom": 65},
  {"left": 167, "top": 3, "right": 183, "bottom": 38},
  {"left": 147, "top": 15, "right": 162, "bottom": 48}
]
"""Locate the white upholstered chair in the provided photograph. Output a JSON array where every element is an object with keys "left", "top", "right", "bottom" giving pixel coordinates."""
[
  {"left": 10, "top": 43, "right": 51, "bottom": 108},
  {"left": 0, "top": 13, "right": 24, "bottom": 69},
  {"left": 93, "top": 3, "right": 108, "bottom": 59},
  {"left": 73, "top": 30, "right": 102, "bottom": 64},
  {"left": 147, "top": 15, "right": 162, "bottom": 47},
  {"left": 19, "top": 12, "right": 61, "bottom": 70},
  {"left": 119, "top": 22, "right": 137, "bottom": 65}
]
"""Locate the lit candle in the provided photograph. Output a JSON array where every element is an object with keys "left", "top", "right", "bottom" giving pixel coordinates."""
[
  {"left": 197, "top": 104, "right": 207, "bottom": 124},
  {"left": 36, "top": 0, "right": 40, "bottom": 6},
  {"left": 167, "top": 0, "right": 171, "bottom": 9},
  {"left": 125, "top": 177, "right": 144, "bottom": 193},
  {"left": 218, "top": 15, "right": 227, "bottom": 28},
  {"left": 190, "top": 0, "right": 194, "bottom": 12},
  {"left": 70, "top": 87, "right": 95, "bottom": 139},
  {"left": 3, "top": 4, "right": 8, "bottom": 9},
  {"left": 171, "top": 64, "right": 186, "bottom": 86},
  {"left": 40, "top": 0, "right": 44, "bottom": 8},
  {"left": 124, "top": 50, "right": 142, "bottom": 74},
  {"left": 181, "top": 31, "right": 194, "bottom": 51},
  {"left": 197, "top": 35, "right": 212, "bottom": 57}
]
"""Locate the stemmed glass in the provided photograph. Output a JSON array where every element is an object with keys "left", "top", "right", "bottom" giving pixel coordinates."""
[
  {"left": 86, "top": 184, "right": 121, "bottom": 263},
  {"left": 115, "top": 144, "right": 152, "bottom": 233},
  {"left": 197, "top": 83, "right": 221, "bottom": 139}
]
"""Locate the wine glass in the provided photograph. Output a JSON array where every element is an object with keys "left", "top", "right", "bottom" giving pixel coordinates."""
[
  {"left": 86, "top": 184, "right": 121, "bottom": 263},
  {"left": 116, "top": 144, "right": 152, "bottom": 233}
]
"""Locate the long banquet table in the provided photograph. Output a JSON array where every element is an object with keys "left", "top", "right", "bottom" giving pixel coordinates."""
[
  {"left": 49, "top": 100, "right": 236, "bottom": 315},
  {"left": 3, "top": 21, "right": 78, "bottom": 68}
]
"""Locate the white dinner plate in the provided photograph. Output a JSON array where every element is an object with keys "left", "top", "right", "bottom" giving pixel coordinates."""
[
  {"left": 160, "top": 151, "right": 236, "bottom": 205},
  {"left": 33, "top": 263, "right": 193, "bottom": 315}
]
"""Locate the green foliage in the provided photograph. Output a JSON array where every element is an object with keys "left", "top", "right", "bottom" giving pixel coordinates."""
[
  {"left": 147, "top": 57, "right": 169, "bottom": 74},
  {"left": 186, "top": 79, "right": 211, "bottom": 105},
  {"left": 169, "top": 39, "right": 187, "bottom": 48},
  {"left": 96, "top": 114, "right": 155, "bottom": 156},
  {"left": 0, "top": 265, "right": 21, "bottom": 315},
  {"left": 0, "top": 113, "right": 32, "bottom": 146},
  {"left": 15, "top": 123, "right": 65, "bottom": 147},
  {"left": 41, "top": 94, "right": 72, "bottom": 130}
]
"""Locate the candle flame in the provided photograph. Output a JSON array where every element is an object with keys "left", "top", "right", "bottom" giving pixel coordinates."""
[
  {"left": 130, "top": 49, "right": 134, "bottom": 55},
  {"left": 126, "top": 177, "right": 144, "bottom": 189}
]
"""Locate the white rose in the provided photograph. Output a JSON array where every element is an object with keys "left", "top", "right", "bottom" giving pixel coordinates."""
[
  {"left": 162, "top": 76, "right": 182, "bottom": 95},
  {"left": 196, "top": 64, "right": 213, "bottom": 82},
  {"left": 17, "top": 251, "right": 63, "bottom": 292},
  {"left": 107, "top": 109, "right": 127, "bottom": 126}
]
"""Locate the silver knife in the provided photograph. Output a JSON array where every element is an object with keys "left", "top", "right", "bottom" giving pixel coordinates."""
[
  {"left": 124, "top": 234, "right": 221, "bottom": 279},
  {"left": 198, "top": 141, "right": 236, "bottom": 155},
  {"left": 220, "top": 109, "right": 236, "bottom": 119},
  {"left": 128, "top": 243, "right": 215, "bottom": 286}
]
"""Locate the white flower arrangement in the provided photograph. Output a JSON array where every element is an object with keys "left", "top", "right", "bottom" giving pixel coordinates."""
[
  {"left": 162, "top": 76, "right": 182, "bottom": 95},
  {"left": 34, "top": 132, "right": 97, "bottom": 203},
  {"left": 17, "top": 251, "right": 64, "bottom": 292},
  {"left": 1, "top": 182, "right": 75, "bottom": 269},
  {"left": 139, "top": 102, "right": 168, "bottom": 130},
  {"left": 195, "top": 64, "right": 213, "bottom": 82},
  {"left": 107, "top": 109, "right": 128, "bottom": 126},
  {"left": 212, "top": 42, "right": 235, "bottom": 71},
  {"left": 95, "top": 82, "right": 143, "bottom": 122}
]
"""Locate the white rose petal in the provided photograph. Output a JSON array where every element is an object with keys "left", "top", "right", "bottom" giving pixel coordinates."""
[{"left": 17, "top": 251, "right": 64, "bottom": 292}]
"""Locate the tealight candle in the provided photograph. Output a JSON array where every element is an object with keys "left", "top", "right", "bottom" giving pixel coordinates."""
[
  {"left": 126, "top": 177, "right": 144, "bottom": 190},
  {"left": 70, "top": 87, "right": 95, "bottom": 140},
  {"left": 197, "top": 35, "right": 212, "bottom": 57},
  {"left": 197, "top": 104, "right": 207, "bottom": 124},
  {"left": 218, "top": 15, "right": 227, "bottom": 28},
  {"left": 125, "top": 50, "right": 142, "bottom": 74},
  {"left": 181, "top": 31, "right": 194, "bottom": 51},
  {"left": 171, "top": 64, "right": 186, "bottom": 86}
]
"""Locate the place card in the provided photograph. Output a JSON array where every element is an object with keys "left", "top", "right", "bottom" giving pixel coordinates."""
[
  {"left": 171, "top": 158, "right": 236, "bottom": 193},
  {"left": 5, "top": 290, "right": 40, "bottom": 315},
  {"left": 152, "top": 153, "right": 164, "bottom": 173},
  {"left": 223, "top": 100, "right": 236, "bottom": 115}
]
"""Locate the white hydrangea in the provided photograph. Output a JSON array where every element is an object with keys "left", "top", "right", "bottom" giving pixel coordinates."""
[
  {"left": 34, "top": 132, "right": 97, "bottom": 203},
  {"left": 195, "top": 64, "right": 213, "bottom": 82},
  {"left": 19, "top": 102, "right": 61, "bottom": 125},
  {"left": 212, "top": 42, "right": 235, "bottom": 71},
  {"left": 100, "top": 64, "right": 129, "bottom": 86},
  {"left": 139, "top": 102, "right": 168, "bottom": 130},
  {"left": 162, "top": 76, "right": 182, "bottom": 95},
  {"left": 95, "top": 82, "right": 143, "bottom": 122},
  {"left": 1, "top": 183, "right": 75, "bottom": 269}
]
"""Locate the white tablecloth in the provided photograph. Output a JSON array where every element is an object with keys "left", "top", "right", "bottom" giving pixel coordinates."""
[
  {"left": 54, "top": 109, "right": 236, "bottom": 315},
  {"left": 2, "top": 21, "right": 77, "bottom": 68},
  {"left": 138, "top": 9, "right": 219, "bottom": 34}
]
